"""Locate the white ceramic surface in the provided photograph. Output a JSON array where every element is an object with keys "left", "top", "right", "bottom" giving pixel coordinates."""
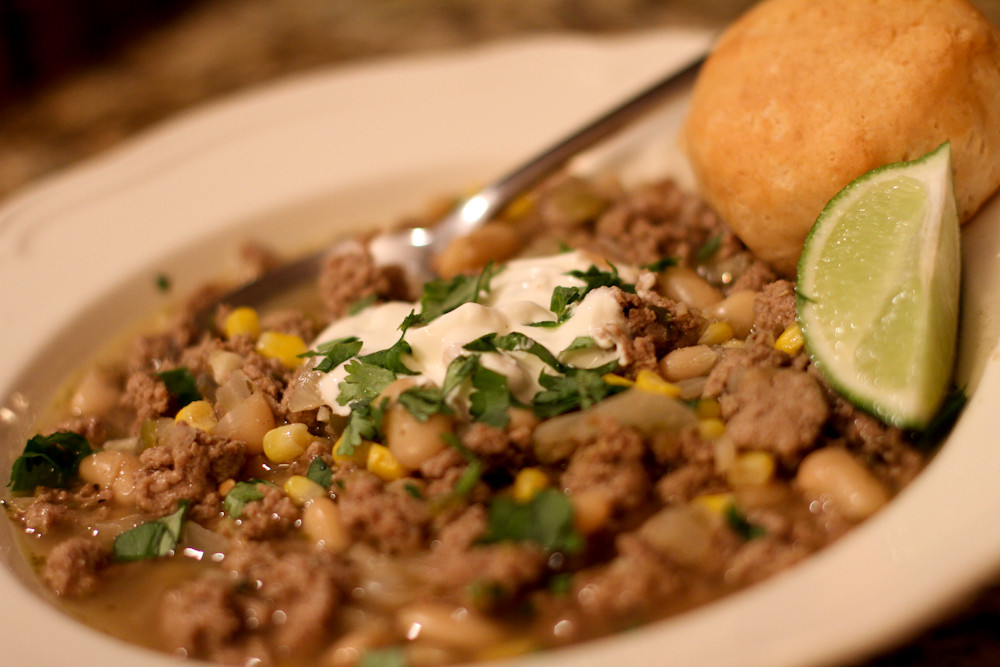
[{"left": 2, "top": 27, "right": 999, "bottom": 667}]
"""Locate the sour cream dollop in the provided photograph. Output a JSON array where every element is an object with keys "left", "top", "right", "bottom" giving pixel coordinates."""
[{"left": 310, "top": 250, "right": 634, "bottom": 415}]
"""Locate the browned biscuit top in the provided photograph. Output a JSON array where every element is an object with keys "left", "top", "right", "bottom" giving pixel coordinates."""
[{"left": 683, "top": 0, "right": 1000, "bottom": 276}]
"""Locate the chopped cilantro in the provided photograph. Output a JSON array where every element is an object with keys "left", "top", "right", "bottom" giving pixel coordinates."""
[
  {"left": 397, "top": 386, "right": 452, "bottom": 422},
  {"left": 724, "top": 503, "right": 765, "bottom": 541},
  {"left": 548, "top": 572, "right": 574, "bottom": 595},
  {"left": 441, "top": 433, "right": 483, "bottom": 496},
  {"left": 337, "top": 398, "right": 387, "bottom": 457},
  {"left": 224, "top": 480, "right": 273, "bottom": 518},
  {"left": 642, "top": 257, "right": 678, "bottom": 272},
  {"left": 532, "top": 362, "right": 623, "bottom": 419},
  {"left": 469, "top": 363, "right": 519, "bottom": 428},
  {"left": 156, "top": 367, "right": 201, "bottom": 408},
  {"left": 8, "top": 431, "right": 93, "bottom": 493},
  {"left": 481, "top": 488, "right": 583, "bottom": 554},
  {"left": 402, "top": 262, "right": 500, "bottom": 329},
  {"left": 300, "top": 336, "right": 363, "bottom": 373},
  {"left": 358, "top": 336, "right": 417, "bottom": 375},
  {"left": 113, "top": 500, "right": 189, "bottom": 562},
  {"left": 337, "top": 360, "right": 397, "bottom": 406},
  {"left": 155, "top": 273, "right": 172, "bottom": 292},
  {"left": 464, "top": 332, "right": 563, "bottom": 370},
  {"left": 538, "top": 264, "right": 635, "bottom": 326},
  {"left": 395, "top": 355, "right": 478, "bottom": 422},
  {"left": 306, "top": 457, "right": 333, "bottom": 488},
  {"left": 358, "top": 647, "right": 408, "bottom": 667},
  {"left": 403, "top": 482, "right": 423, "bottom": 499},
  {"left": 561, "top": 336, "right": 596, "bottom": 354},
  {"left": 442, "top": 354, "right": 478, "bottom": 394},
  {"left": 453, "top": 459, "right": 484, "bottom": 496},
  {"left": 695, "top": 234, "right": 722, "bottom": 263}
]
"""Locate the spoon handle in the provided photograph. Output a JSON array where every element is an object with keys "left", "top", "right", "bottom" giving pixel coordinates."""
[
  {"left": 200, "top": 50, "right": 707, "bottom": 325},
  {"left": 437, "top": 53, "right": 705, "bottom": 243}
]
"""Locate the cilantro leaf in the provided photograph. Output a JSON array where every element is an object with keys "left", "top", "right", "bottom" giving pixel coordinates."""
[
  {"left": 224, "top": 480, "right": 273, "bottom": 518},
  {"left": 403, "top": 262, "right": 500, "bottom": 328},
  {"left": 481, "top": 488, "right": 583, "bottom": 554},
  {"left": 359, "top": 336, "right": 417, "bottom": 375},
  {"left": 724, "top": 503, "right": 765, "bottom": 541},
  {"left": 642, "top": 257, "right": 678, "bottom": 272},
  {"left": 398, "top": 386, "right": 452, "bottom": 422},
  {"left": 453, "top": 459, "right": 484, "bottom": 496},
  {"left": 306, "top": 457, "right": 333, "bottom": 488},
  {"left": 532, "top": 362, "right": 622, "bottom": 419},
  {"left": 8, "top": 431, "right": 93, "bottom": 493},
  {"left": 561, "top": 336, "right": 596, "bottom": 354},
  {"left": 469, "top": 363, "right": 519, "bottom": 428},
  {"left": 359, "top": 647, "right": 408, "bottom": 667},
  {"left": 547, "top": 264, "right": 635, "bottom": 324},
  {"left": 395, "top": 355, "right": 477, "bottom": 422},
  {"left": 300, "top": 336, "right": 363, "bottom": 373},
  {"left": 337, "top": 398, "right": 387, "bottom": 457},
  {"left": 464, "top": 332, "right": 563, "bottom": 370},
  {"left": 337, "top": 360, "right": 397, "bottom": 406},
  {"left": 441, "top": 433, "right": 482, "bottom": 496},
  {"left": 695, "top": 234, "right": 722, "bottom": 263},
  {"left": 442, "top": 355, "right": 478, "bottom": 395},
  {"left": 113, "top": 500, "right": 189, "bottom": 562},
  {"left": 156, "top": 367, "right": 201, "bottom": 408}
]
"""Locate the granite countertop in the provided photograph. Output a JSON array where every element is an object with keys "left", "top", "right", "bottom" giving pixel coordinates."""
[{"left": 2, "top": 0, "right": 999, "bottom": 664}]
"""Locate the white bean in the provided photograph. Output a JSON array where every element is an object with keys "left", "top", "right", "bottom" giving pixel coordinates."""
[
  {"left": 433, "top": 222, "right": 521, "bottom": 279},
  {"left": 397, "top": 602, "right": 506, "bottom": 651},
  {"left": 302, "top": 497, "right": 351, "bottom": 553},
  {"left": 706, "top": 290, "right": 757, "bottom": 339},
  {"left": 660, "top": 266, "right": 723, "bottom": 311},
  {"left": 382, "top": 403, "right": 452, "bottom": 470},
  {"left": 796, "top": 448, "right": 889, "bottom": 521},
  {"left": 213, "top": 392, "right": 275, "bottom": 455},
  {"left": 78, "top": 450, "right": 139, "bottom": 504},
  {"left": 639, "top": 505, "right": 716, "bottom": 568},
  {"left": 659, "top": 345, "right": 718, "bottom": 381}
]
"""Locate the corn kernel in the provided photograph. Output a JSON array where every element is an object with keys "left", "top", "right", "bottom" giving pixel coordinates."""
[
  {"left": 602, "top": 373, "right": 634, "bottom": 388},
  {"left": 720, "top": 338, "right": 745, "bottom": 349},
  {"left": 224, "top": 306, "right": 260, "bottom": 340},
  {"left": 634, "top": 368, "right": 681, "bottom": 398},
  {"left": 262, "top": 423, "right": 313, "bottom": 463},
  {"left": 692, "top": 492, "right": 736, "bottom": 516},
  {"left": 218, "top": 478, "right": 236, "bottom": 496},
  {"left": 697, "top": 417, "right": 726, "bottom": 440},
  {"left": 283, "top": 475, "right": 327, "bottom": 505},
  {"left": 698, "top": 321, "right": 735, "bottom": 346},
  {"left": 727, "top": 451, "right": 776, "bottom": 487},
  {"left": 256, "top": 331, "right": 308, "bottom": 369},
  {"left": 774, "top": 322, "right": 804, "bottom": 355},
  {"left": 694, "top": 398, "right": 721, "bottom": 419},
  {"left": 366, "top": 444, "right": 406, "bottom": 482},
  {"left": 332, "top": 435, "right": 372, "bottom": 466},
  {"left": 175, "top": 400, "right": 217, "bottom": 433},
  {"left": 512, "top": 467, "right": 550, "bottom": 503}
]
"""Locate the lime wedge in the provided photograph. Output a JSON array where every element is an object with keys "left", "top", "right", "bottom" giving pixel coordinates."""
[{"left": 796, "top": 143, "right": 961, "bottom": 430}]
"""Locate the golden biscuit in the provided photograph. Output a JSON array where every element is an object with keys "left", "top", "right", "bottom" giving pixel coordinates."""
[{"left": 682, "top": 0, "right": 1000, "bottom": 276}]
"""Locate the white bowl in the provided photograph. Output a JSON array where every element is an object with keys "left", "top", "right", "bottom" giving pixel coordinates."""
[{"left": 2, "top": 27, "right": 999, "bottom": 667}]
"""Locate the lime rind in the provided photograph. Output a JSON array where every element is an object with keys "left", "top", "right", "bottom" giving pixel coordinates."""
[{"left": 796, "top": 142, "right": 960, "bottom": 430}]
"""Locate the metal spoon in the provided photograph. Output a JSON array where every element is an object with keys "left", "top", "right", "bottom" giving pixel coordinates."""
[{"left": 207, "top": 52, "right": 705, "bottom": 316}]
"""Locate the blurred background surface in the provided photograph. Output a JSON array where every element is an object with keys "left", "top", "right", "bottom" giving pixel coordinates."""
[{"left": 2, "top": 0, "right": 1000, "bottom": 664}]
